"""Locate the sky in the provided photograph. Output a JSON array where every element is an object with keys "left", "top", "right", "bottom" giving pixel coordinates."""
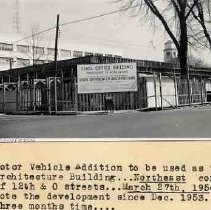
[{"left": 0, "top": 0, "right": 211, "bottom": 64}]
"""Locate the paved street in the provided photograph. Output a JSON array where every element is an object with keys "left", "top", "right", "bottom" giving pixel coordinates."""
[{"left": 0, "top": 107, "right": 211, "bottom": 138}]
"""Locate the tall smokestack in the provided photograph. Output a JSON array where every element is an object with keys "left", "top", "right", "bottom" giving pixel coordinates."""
[{"left": 13, "top": 0, "right": 21, "bottom": 34}]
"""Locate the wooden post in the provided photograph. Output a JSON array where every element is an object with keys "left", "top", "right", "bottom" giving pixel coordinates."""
[
  {"left": 3, "top": 81, "right": 5, "bottom": 113},
  {"left": 130, "top": 92, "right": 133, "bottom": 110},
  {"left": 74, "top": 76, "right": 78, "bottom": 112},
  {"left": 54, "top": 14, "right": 60, "bottom": 114},
  {"left": 34, "top": 74, "right": 37, "bottom": 111},
  {"left": 33, "top": 79, "right": 36, "bottom": 111},
  {"left": 54, "top": 77, "right": 57, "bottom": 113},
  {"left": 61, "top": 70, "right": 64, "bottom": 111},
  {"left": 47, "top": 78, "right": 51, "bottom": 114},
  {"left": 0, "top": 79, "right": 2, "bottom": 113},
  {"left": 158, "top": 73, "right": 163, "bottom": 110},
  {"left": 16, "top": 75, "right": 20, "bottom": 113},
  {"left": 26, "top": 74, "right": 29, "bottom": 112},
  {"left": 200, "top": 75, "right": 204, "bottom": 105},
  {"left": 70, "top": 68, "right": 74, "bottom": 111},
  {"left": 153, "top": 73, "right": 158, "bottom": 110},
  {"left": 29, "top": 78, "right": 33, "bottom": 111},
  {"left": 173, "top": 73, "right": 178, "bottom": 108},
  {"left": 187, "top": 72, "right": 191, "bottom": 106}
]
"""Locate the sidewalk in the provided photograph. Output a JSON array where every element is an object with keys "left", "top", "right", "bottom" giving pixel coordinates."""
[
  {"left": 1, "top": 104, "right": 211, "bottom": 116},
  {"left": 77, "top": 109, "right": 140, "bottom": 115}
]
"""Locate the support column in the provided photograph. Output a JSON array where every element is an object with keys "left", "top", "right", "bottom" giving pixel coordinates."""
[
  {"left": 3, "top": 81, "right": 5, "bottom": 113},
  {"left": 54, "top": 77, "right": 57, "bottom": 113},
  {"left": 187, "top": 72, "right": 191, "bottom": 106},
  {"left": 153, "top": 73, "right": 158, "bottom": 110},
  {"left": 54, "top": 14, "right": 59, "bottom": 114},
  {"left": 16, "top": 75, "right": 20, "bottom": 113},
  {"left": 61, "top": 70, "right": 64, "bottom": 111},
  {"left": 74, "top": 76, "right": 78, "bottom": 112},
  {"left": 200, "top": 75, "right": 204, "bottom": 105},
  {"left": 26, "top": 73, "right": 29, "bottom": 112},
  {"left": 33, "top": 78, "right": 36, "bottom": 111},
  {"left": 30, "top": 79, "right": 33, "bottom": 111},
  {"left": 158, "top": 73, "right": 163, "bottom": 110},
  {"left": 47, "top": 77, "right": 51, "bottom": 114},
  {"left": 173, "top": 73, "right": 178, "bottom": 108}
]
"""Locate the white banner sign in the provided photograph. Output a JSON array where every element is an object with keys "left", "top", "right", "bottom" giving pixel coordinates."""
[{"left": 77, "top": 63, "right": 137, "bottom": 94}]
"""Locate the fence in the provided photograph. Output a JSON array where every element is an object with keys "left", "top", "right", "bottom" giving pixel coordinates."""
[
  {"left": 0, "top": 73, "right": 210, "bottom": 114},
  {"left": 177, "top": 76, "right": 207, "bottom": 106}
]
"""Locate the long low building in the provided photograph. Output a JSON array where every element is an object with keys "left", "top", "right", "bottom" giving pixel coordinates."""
[
  {"left": 0, "top": 55, "right": 211, "bottom": 114},
  {"left": 0, "top": 34, "right": 122, "bottom": 71}
]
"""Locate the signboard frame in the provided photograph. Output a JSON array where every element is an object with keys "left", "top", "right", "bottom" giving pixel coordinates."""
[{"left": 77, "top": 63, "right": 138, "bottom": 94}]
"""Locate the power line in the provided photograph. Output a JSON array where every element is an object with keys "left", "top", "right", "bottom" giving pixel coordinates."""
[
  {"left": 12, "top": 4, "right": 141, "bottom": 44},
  {"left": 61, "top": 0, "right": 159, "bottom": 28},
  {"left": 12, "top": 27, "right": 55, "bottom": 44},
  {"left": 60, "top": 5, "right": 138, "bottom": 27}
]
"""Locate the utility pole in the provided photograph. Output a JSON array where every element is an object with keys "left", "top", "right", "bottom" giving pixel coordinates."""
[
  {"left": 9, "top": 58, "right": 15, "bottom": 70},
  {"left": 54, "top": 14, "right": 59, "bottom": 114}
]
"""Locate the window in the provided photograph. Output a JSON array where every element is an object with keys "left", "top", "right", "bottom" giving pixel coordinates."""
[
  {"left": 114, "top": 55, "right": 122, "bottom": 58},
  {"left": 166, "top": 52, "right": 171, "bottom": 57},
  {"left": 0, "top": 57, "right": 12, "bottom": 65},
  {"left": 95, "top": 53, "right": 103, "bottom": 56},
  {"left": 105, "top": 54, "right": 113, "bottom": 57},
  {"left": 61, "top": 49, "right": 71, "bottom": 57},
  {"left": 33, "top": 46, "right": 44, "bottom": 55},
  {"left": 46, "top": 60, "right": 53, "bottom": 63},
  {"left": 47, "top": 48, "right": 55, "bottom": 55},
  {"left": 0, "top": 43, "right": 13, "bottom": 51},
  {"left": 17, "top": 58, "right": 30, "bottom": 66},
  {"left": 73, "top": 50, "right": 83, "bottom": 58},
  {"left": 34, "top": 59, "right": 44, "bottom": 65},
  {"left": 84, "top": 52, "right": 93, "bottom": 56},
  {"left": 17, "top": 45, "right": 30, "bottom": 53}
]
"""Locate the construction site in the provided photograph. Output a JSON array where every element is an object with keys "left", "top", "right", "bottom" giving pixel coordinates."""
[
  {"left": 1, "top": 1, "right": 211, "bottom": 117},
  {"left": 0, "top": 55, "right": 211, "bottom": 115}
]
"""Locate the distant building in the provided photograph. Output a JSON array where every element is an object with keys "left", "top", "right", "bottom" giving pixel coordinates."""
[
  {"left": 0, "top": 34, "right": 122, "bottom": 71},
  {"left": 163, "top": 40, "right": 206, "bottom": 67},
  {"left": 163, "top": 40, "right": 178, "bottom": 63}
]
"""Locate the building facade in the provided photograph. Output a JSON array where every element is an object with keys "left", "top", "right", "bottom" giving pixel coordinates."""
[
  {"left": 0, "top": 55, "right": 211, "bottom": 114},
  {"left": 163, "top": 40, "right": 178, "bottom": 63},
  {"left": 0, "top": 34, "right": 122, "bottom": 71}
]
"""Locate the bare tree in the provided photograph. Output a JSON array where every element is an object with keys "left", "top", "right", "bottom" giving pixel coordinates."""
[
  {"left": 30, "top": 26, "right": 43, "bottom": 66},
  {"left": 189, "top": 0, "right": 211, "bottom": 49},
  {"left": 168, "top": 54, "right": 205, "bottom": 67},
  {"left": 116, "top": 0, "right": 211, "bottom": 75},
  {"left": 25, "top": 25, "right": 53, "bottom": 66}
]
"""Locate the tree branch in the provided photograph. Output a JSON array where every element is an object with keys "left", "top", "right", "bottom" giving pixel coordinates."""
[{"left": 143, "top": 0, "right": 180, "bottom": 49}]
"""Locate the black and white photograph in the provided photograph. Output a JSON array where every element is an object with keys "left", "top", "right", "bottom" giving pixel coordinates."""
[
  {"left": 1, "top": 0, "right": 211, "bottom": 138},
  {"left": 1, "top": 2, "right": 211, "bottom": 210}
]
